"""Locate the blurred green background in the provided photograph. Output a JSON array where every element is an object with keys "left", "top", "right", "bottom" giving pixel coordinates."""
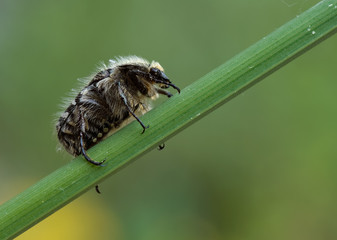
[{"left": 1, "top": 0, "right": 337, "bottom": 239}]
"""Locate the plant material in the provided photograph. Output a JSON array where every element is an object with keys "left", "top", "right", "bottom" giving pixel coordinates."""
[{"left": 1, "top": 0, "right": 337, "bottom": 238}]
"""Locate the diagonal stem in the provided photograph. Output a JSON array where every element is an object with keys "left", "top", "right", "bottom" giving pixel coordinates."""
[{"left": 1, "top": 0, "right": 337, "bottom": 239}]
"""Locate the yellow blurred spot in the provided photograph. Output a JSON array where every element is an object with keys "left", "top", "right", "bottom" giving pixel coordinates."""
[{"left": 4, "top": 179, "right": 121, "bottom": 240}]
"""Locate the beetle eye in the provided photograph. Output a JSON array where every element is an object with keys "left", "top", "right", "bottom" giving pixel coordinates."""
[{"left": 150, "top": 68, "right": 160, "bottom": 75}]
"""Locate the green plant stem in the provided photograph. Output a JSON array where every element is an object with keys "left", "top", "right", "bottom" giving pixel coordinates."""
[{"left": 1, "top": 0, "right": 337, "bottom": 238}]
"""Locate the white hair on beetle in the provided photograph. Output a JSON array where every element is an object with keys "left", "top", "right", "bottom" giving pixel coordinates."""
[
  {"left": 55, "top": 55, "right": 179, "bottom": 166},
  {"left": 107, "top": 56, "right": 164, "bottom": 72}
]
